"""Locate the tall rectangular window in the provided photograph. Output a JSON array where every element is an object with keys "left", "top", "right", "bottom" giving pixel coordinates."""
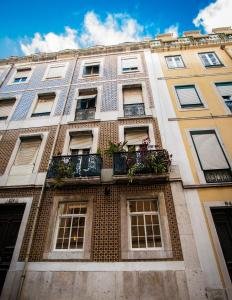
[
  {"left": 69, "top": 132, "right": 93, "bottom": 155},
  {"left": 199, "top": 52, "right": 223, "bottom": 67},
  {"left": 190, "top": 130, "right": 232, "bottom": 183},
  {"left": 121, "top": 57, "right": 139, "bottom": 72},
  {"left": 165, "top": 55, "right": 185, "bottom": 69},
  {"left": 55, "top": 203, "right": 87, "bottom": 250},
  {"left": 46, "top": 64, "right": 66, "bottom": 79},
  {"left": 31, "top": 93, "right": 55, "bottom": 117},
  {"left": 123, "top": 86, "right": 145, "bottom": 117},
  {"left": 13, "top": 68, "right": 31, "bottom": 83},
  {"left": 215, "top": 82, "right": 232, "bottom": 113},
  {"left": 75, "top": 89, "right": 97, "bottom": 121},
  {"left": 0, "top": 98, "right": 15, "bottom": 120},
  {"left": 124, "top": 127, "right": 148, "bottom": 150},
  {"left": 10, "top": 136, "right": 42, "bottom": 176},
  {"left": 175, "top": 85, "right": 204, "bottom": 108},
  {"left": 129, "top": 199, "right": 162, "bottom": 249}
]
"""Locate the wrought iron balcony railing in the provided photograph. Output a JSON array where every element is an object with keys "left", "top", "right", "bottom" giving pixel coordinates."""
[
  {"left": 113, "top": 149, "right": 171, "bottom": 176},
  {"left": 75, "top": 108, "right": 96, "bottom": 121},
  {"left": 204, "top": 169, "right": 232, "bottom": 183},
  {"left": 124, "top": 103, "right": 145, "bottom": 117},
  {"left": 47, "top": 154, "right": 102, "bottom": 179}
]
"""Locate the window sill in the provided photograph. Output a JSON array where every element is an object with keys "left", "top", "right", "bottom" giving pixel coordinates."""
[
  {"left": 122, "top": 249, "right": 173, "bottom": 260},
  {"left": 44, "top": 250, "right": 90, "bottom": 260},
  {"left": 118, "top": 115, "right": 152, "bottom": 120},
  {"left": 82, "top": 74, "right": 100, "bottom": 78}
]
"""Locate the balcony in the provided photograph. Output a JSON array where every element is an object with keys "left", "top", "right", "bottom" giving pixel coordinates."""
[
  {"left": 47, "top": 154, "right": 102, "bottom": 185},
  {"left": 204, "top": 169, "right": 232, "bottom": 183},
  {"left": 75, "top": 108, "right": 96, "bottom": 121},
  {"left": 113, "top": 149, "right": 171, "bottom": 183},
  {"left": 124, "top": 103, "right": 145, "bottom": 117}
]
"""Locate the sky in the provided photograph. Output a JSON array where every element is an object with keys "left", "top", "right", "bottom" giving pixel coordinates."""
[{"left": 0, "top": 0, "right": 232, "bottom": 58}]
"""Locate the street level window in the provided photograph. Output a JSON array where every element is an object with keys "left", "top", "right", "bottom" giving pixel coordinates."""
[
  {"left": 55, "top": 202, "right": 87, "bottom": 250},
  {"left": 129, "top": 199, "right": 162, "bottom": 249}
]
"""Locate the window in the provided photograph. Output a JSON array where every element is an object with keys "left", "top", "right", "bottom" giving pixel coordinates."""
[
  {"left": 124, "top": 127, "right": 148, "bottom": 150},
  {"left": 129, "top": 199, "right": 162, "bottom": 249},
  {"left": 13, "top": 68, "right": 31, "bottom": 83},
  {"left": 123, "top": 86, "right": 145, "bottom": 117},
  {"left": 83, "top": 63, "right": 100, "bottom": 76},
  {"left": 190, "top": 130, "right": 232, "bottom": 183},
  {"left": 199, "top": 52, "right": 223, "bottom": 67},
  {"left": 46, "top": 64, "right": 66, "bottom": 79},
  {"left": 10, "top": 136, "right": 42, "bottom": 176},
  {"left": 31, "top": 93, "right": 55, "bottom": 117},
  {"left": 175, "top": 85, "right": 204, "bottom": 108},
  {"left": 55, "top": 202, "right": 87, "bottom": 250},
  {"left": 69, "top": 131, "right": 93, "bottom": 154},
  {"left": 0, "top": 98, "right": 15, "bottom": 120},
  {"left": 165, "top": 55, "right": 185, "bottom": 69},
  {"left": 75, "top": 89, "right": 97, "bottom": 121},
  {"left": 215, "top": 82, "right": 232, "bottom": 113},
  {"left": 121, "top": 57, "right": 139, "bottom": 72}
]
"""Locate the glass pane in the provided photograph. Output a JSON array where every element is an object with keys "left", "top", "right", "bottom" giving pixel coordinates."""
[
  {"left": 57, "top": 228, "right": 64, "bottom": 239},
  {"left": 64, "top": 227, "right": 70, "bottom": 238},
  {"left": 132, "top": 236, "right": 139, "bottom": 248},
  {"left": 129, "top": 201, "right": 136, "bottom": 212},
  {"left": 131, "top": 216, "right": 137, "bottom": 226},
  {"left": 56, "top": 239, "right": 63, "bottom": 249},
  {"left": 143, "top": 201, "right": 151, "bottom": 211},
  {"left": 131, "top": 226, "right": 138, "bottom": 237},
  {"left": 72, "top": 217, "right": 79, "bottom": 227},
  {"left": 155, "top": 237, "right": 162, "bottom": 247},
  {"left": 78, "top": 227, "right": 85, "bottom": 238},
  {"left": 137, "top": 215, "right": 144, "bottom": 226},
  {"left": 153, "top": 225, "right": 161, "bottom": 235},
  {"left": 152, "top": 215, "right": 159, "bottom": 224},
  {"left": 70, "top": 238, "right": 77, "bottom": 249},
  {"left": 147, "top": 236, "right": 155, "bottom": 248},
  {"left": 145, "top": 215, "right": 152, "bottom": 225},
  {"left": 138, "top": 236, "right": 146, "bottom": 248},
  {"left": 79, "top": 217, "right": 85, "bottom": 226},
  {"left": 62, "top": 239, "right": 69, "bottom": 249},
  {"left": 77, "top": 238, "right": 84, "bottom": 249},
  {"left": 137, "top": 201, "right": 143, "bottom": 212},
  {"left": 150, "top": 200, "right": 158, "bottom": 211},
  {"left": 80, "top": 206, "right": 87, "bottom": 214},
  {"left": 146, "top": 225, "right": 153, "bottom": 236},
  {"left": 138, "top": 226, "right": 145, "bottom": 236}
]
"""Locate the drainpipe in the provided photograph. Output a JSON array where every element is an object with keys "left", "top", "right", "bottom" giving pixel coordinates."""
[
  {"left": 16, "top": 52, "right": 79, "bottom": 300},
  {"left": 220, "top": 44, "right": 232, "bottom": 60}
]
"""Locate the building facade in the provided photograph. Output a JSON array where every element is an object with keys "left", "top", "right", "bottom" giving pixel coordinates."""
[{"left": 0, "top": 27, "right": 231, "bottom": 300}]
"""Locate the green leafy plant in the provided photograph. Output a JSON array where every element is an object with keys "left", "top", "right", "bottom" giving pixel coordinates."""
[
  {"left": 105, "top": 141, "right": 128, "bottom": 157},
  {"left": 52, "top": 159, "right": 75, "bottom": 188}
]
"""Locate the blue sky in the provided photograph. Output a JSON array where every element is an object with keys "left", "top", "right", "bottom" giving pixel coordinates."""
[{"left": 0, "top": 0, "right": 231, "bottom": 58}]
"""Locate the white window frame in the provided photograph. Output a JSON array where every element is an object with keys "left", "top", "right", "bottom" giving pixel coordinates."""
[
  {"left": 53, "top": 202, "right": 87, "bottom": 251},
  {"left": 198, "top": 52, "right": 223, "bottom": 68},
  {"left": 128, "top": 199, "right": 163, "bottom": 250},
  {"left": 44, "top": 195, "right": 93, "bottom": 260},
  {"left": 62, "top": 128, "right": 99, "bottom": 155},
  {"left": 118, "top": 54, "right": 143, "bottom": 75},
  {"left": 173, "top": 84, "right": 208, "bottom": 111},
  {"left": 42, "top": 62, "right": 69, "bottom": 81},
  {"left": 186, "top": 127, "right": 232, "bottom": 184},
  {"left": 8, "top": 65, "right": 34, "bottom": 85},
  {"left": 165, "top": 55, "right": 185, "bottom": 69},
  {"left": 214, "top": 81, "right": 232, "bottom": 114},
  {"left": 27, "top": 90, "right": 60, "bottom": 119},
  {"left": 0, "top": 132, "right": 48, "bottom": 186},
  {"left": 0, "top": 95, "right": 21, "bottom": 122},
  {"left": 80, "top": 58, "right": 104, "bottom": 79}
]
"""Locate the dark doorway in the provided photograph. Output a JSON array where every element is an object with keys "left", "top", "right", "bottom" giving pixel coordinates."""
[
  {"left": 0, "top": 204, "right": 25, "bottom": 294},
  {"left": 211, "top": 207, "right": 232, "bottom": 282}
]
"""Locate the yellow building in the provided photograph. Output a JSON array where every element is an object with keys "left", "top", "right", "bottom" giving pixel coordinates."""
[{"left": 149, "top": 27, "right": 232, "bottom": 298}]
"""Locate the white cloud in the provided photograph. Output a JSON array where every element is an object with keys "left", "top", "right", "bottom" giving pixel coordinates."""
[
  {"left": 20, "top": 27, "right": 79, "bottom": 55},
  {"left": 80, "top": 11, "right": 144, "bottom": 46},
  {"left": 164, "top": 24, "right": 179, "bottom": 38},
  {"left": 193, "top": 0, "right": 232, "bottom": 33},
  {"left": 20, "top": 12, "right": 145, "bottom": 55}
]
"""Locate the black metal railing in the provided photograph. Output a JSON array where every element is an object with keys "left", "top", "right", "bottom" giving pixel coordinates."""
[
  {"left": 75, "top": 108, "right": 96, "bottom": 121},
  {"left": 113, "top": 150, "right": 170, "bottom": 176},
  {"left": 204, "top": 169, "right": 232, "bottom": 183},
  {"left": 47, "top": 154, "right": 102, "bottom": 179},
  {"left": 124, "top": 103, "right": 145, "bottom": 117}
]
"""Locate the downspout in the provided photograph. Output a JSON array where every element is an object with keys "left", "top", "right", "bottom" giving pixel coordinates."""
[{"left": 16, "top": 52, "right": 79, "bottom": 300}]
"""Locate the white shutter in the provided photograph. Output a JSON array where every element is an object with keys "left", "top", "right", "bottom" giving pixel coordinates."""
[
  {"left": 174, "top": 56, "right": 184, "bottom": 68},
  {"left": 33, "top": 94, "right": 55, "bottom": 114},
  {"left": 77, "top": 94, "right": 97, "bottom": 100},
  {"left": 122, "top": 58, "right": 138, "bottom": 70},
  {"left": 15, "top": 68, "right": 31, "bottom": 78},
  {"left": 216, "top": 83, "right": 232, "bottom": 96},
  {"left": 70, "top": 133, "right": 93, "bottom": 150},
  {"left": 176, "top": 86, "right": 201, "bottom": 106},
  {"left": 192, "top": 132, "right": 229, "bottom": 170},
  {"left": 0, "top": 99, "right": 15, "bottom": 118},
  {"left": 123, "top": 88, "right": 143, "bottom": 104},
  {"left": 125, "top": 128, "right": 148, "bottom": 145},
  {"left": 47, "top": 65, "right": 65, "bottom": 79},
  {"left": 10, "top": 137, "right": 41, "bottom": 176},
  {"left": 166, "top": 56, "right": 184, "bottom": 68},
  {"left": 166, "top": 57, "right": 175, "bottom": 68}
]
